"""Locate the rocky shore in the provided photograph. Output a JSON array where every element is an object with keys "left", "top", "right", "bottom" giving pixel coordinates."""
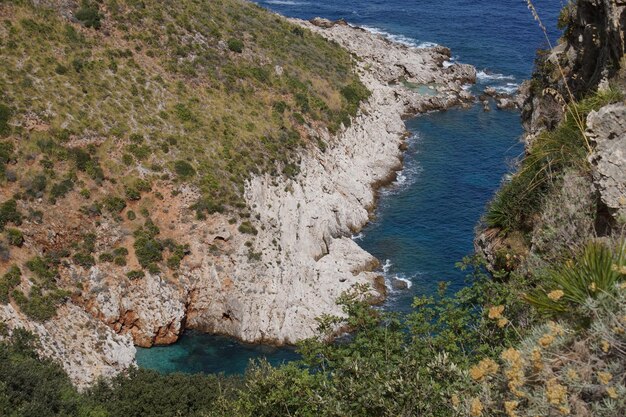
[
  {"left": 1, "top": 17, "right": 476, "bottom": 387},
  {"left": 186, "top": 17, "right": 477, "bottom": 344}
]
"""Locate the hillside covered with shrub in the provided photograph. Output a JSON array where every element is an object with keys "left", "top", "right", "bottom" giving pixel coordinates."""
[
  {"left": 0, "top": 0, "right": 369, "bottom": 322},
  {"left": 0, "top": 0, "right": 625, "bottom": 416}
]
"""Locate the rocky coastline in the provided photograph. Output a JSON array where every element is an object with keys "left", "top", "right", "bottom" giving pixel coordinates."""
[{"left": 1, "top": 16, "right": 476, "bottom": 387}]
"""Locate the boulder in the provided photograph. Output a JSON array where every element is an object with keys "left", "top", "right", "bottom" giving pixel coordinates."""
[{"left": 587, "top": 103, "right": 626, "bottom": 223}]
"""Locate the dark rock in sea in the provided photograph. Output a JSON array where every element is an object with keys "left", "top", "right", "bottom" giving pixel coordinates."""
[
  {"left": 484, "top": 87, "right": 498, "bottom": 97},
  {"left": 309, "top": 17, "right": 347, "bottom": 29},
  {"left": 391, "top": 278, "right": 409, "bottom": 290},
  {"left": 496, "top": 97, "right": 516, "bottom": 110}
]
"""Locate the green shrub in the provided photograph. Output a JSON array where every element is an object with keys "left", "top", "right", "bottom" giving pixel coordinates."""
[
  {"left": 146, "top": 263, "right": 160, "bottom": 275},
  {"left": 526, "top": 241, "right": 626, "bottom": 315},
  {"left": 99, "top": 252, "right": 114, "bottom": 262},
  {"left": 55, "top": 64, "right": 68, "bottom": 75},
  {"left": 134, "top": 237, "right": 163, "bottom": 268},
  {"left": 247, "top": 249, "right": 262, "bottom": 261},
  {"left": 133, "top": 220, "right": 163, "bottom": 268},
  {"left": 0, "top": 141, "right": 14, "bottom": 176},
  {"left": 126, "top": 270, "right": 145, "bottom": 280},
  {"left": 75, "top": 2, "right": 102, "bottom": 29},
  {"left": 5, "top": 228, "right": 24, "bottom": 246},
  {"left": 0, "top": 103, "right": 11, "bottom": 137},
  {"left": 50, "top": 178, "right": 74, "bottom": 201},
  {"left": 340, "top": 79, "right": 371, "bottom": 113},
  {"left": 127, "top": 210, "right": 136, "bottom": 220},
  {"left": 173, "top": 104, "right": 195, "bottom": 122},
  {"left": 83, "top": 233, "right": 97, "bottom": 253},
  {"left": 69, "top": 147, "right": 92, "bottom": 171},
  {"left": 122, "top": 153, "right": 134, "bottom": 165},
  {"left": 127, "top": 144, "right": 151, "bottom": 160},
  {"left": 273, "top": 101, "right": 288, "bottom": 113},
  {"left": 192, "top": 196, "right": 224, "bottom": 218},
  {"left": 238, "top": 221, "right": 258, "bottom": 235},
  {"left": 0, "top": 265, "right": 21, "bottom": 304},
  {"left": 174, "top": 160, "right": 196, "bottom": 178},
  {"left": 13, "top": 286, "right": 69, "bottom": 322},
  {"left": 103, "top": 196, "right": 126, "bottom": 213},
  {"left": 23, "top": 173, "right": 47, "bottom": 198},
  {"left": 227, "top": 38, "right": 244, "bottom": 53},
  {"left": 72, "top": 252, "right": 96, "bottom": 268},
  {"left": 114, "top": 256, "right": 127, "bottom": 266},
  {"left": 166, "top": 244, "right": 188, "bottom": 269},
  {"left": 113, "top": 247, "right": 129, "bottom": 257},
  {"left": 282, "top": 163, "right": 299, "bottom": 179},
  {"left": 129, "top": 133, "right": 144, "bottom": 143},
  {"left": 125, "top": 186, "right": 141, "bottom": 200},
  {"left": 26, "top": 256, "right": 58, "bottom": 287}
]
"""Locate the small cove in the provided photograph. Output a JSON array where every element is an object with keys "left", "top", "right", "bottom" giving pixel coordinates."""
[{"left": 137, "top": 0, "right": 561, "bottom": 375}]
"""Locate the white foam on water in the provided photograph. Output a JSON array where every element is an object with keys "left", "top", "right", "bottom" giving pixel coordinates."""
[
  {"left": 493, "top": 83, "right": 520, "bottom": 94},
  {"left": 476, "top": 70, "right": 516, "bottom": 82},
  {"left": 392, "top": 275, "right": 413, "bottom": 289},
  {"left": 385, "top": 163, "right": 421, "bottom": 194},
  {"left": 382, "top": 259, "right": 392, "bottom": 274},
  {"left": 351, "top": 232, "right": 364, "bottom": 241},
  {"left": 264, "top": 0, "right": 306, "bottom": 5},
  {"left": 359, "top": 25, "right": 438, "bottom": 49},
  {"left": 416, "top": 41, "right": 439, "bottom": 48},
  {"left": 380, "top": 260, "right": 414, "bottom": 292},
  {"left": 395, "top": 170, "right": 407, "bottom": 185}
]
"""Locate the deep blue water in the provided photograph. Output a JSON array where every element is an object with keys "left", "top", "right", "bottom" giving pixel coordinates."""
[
  {"left": 137, "top": 0, "right": 562, "bottom": 374},
  {"left": 357, "top": 107, "right": 523, "bottom": 312}
]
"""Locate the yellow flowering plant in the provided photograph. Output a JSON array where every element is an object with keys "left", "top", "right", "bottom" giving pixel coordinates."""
[{"left": 525, "top": 241, "right": 626, "bottom": 316}]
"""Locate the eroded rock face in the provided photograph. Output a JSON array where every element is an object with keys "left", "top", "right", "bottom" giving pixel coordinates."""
[
  {"left": 521, "top": 1, "right": 626, "bottom": 142},
  {"left": 85, "top": 20, "right": 476, "bottom": 346},
  {"left": 85, "top": 268, "right": 187, "bottom": 347},
  {"left": 184, "top": 20, "right": 477, "bottom": 343},
  {"left": 0, "top": 302, "right": 135, "bottom": 389},
  {"left": 587, "top": 103, "right": 626, "bottom": 223},
  {"left": 1, "top": 19, "right": 477, "bottom": 386}
]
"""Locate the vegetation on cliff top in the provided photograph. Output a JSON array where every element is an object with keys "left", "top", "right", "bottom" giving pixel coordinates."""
[
  {"left": 1, "top": 242, "right": 624, "bottom": 416},
  {"left": 485, "top": 87, "right": 622, "bottom": 236},
  {"left": 0, "top": 0, "right": 369, "bottom": 319},
  {"left": 0, "top": 2, "right": 624, "bottom": 416}
]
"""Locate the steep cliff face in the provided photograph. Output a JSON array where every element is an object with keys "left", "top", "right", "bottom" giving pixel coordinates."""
[
  {"left": 561, "top": 0, "right": 625, "bottom": 94},
  {"left": 182, "top": 20, "right": 475, "bottom": 344},
  {"left": 479, "top": 0, "right": 626, "bottom": 273},
  {"left": 83, "top": 19, "right": 476, "bottom": 347},
  {"left": 522, "top": 0, "right": 626, "bottom": 136},
  {"left": 0, "top": 1, "right": 475, "bottom": 386},
  {"left": 587, "top": 102, "right": 626, "bottom": 223}
]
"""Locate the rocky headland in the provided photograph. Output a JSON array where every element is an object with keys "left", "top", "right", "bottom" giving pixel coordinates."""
[{"left": 0, "top": 11, "right": 475, "bottom": 387}]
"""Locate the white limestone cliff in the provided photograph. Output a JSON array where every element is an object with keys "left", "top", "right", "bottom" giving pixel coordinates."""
[{"left": 1, "top": 18, "right": 476, "bottom": 386}]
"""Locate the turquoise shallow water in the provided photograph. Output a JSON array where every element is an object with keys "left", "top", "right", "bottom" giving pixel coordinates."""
[
  {"left": 137, "top": 0, "right": 561, "bottom": 374},
  {"left": 136, "top": 331, "right": 298, "bottom": 374}
]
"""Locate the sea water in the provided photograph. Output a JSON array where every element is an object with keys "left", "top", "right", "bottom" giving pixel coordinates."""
[{"left": 137, "top": 0, "right": 562, "bottom": 374}]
